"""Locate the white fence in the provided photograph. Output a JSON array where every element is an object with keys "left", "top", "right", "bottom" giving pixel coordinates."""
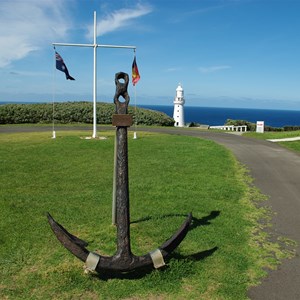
[{"left": 209, "top": 125, "right": 247, "bottom": 132}]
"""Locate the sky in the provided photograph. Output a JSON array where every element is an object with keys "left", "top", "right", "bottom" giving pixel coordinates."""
[{"left": 0, "top": 0, "right": 300, "bottom": 110}]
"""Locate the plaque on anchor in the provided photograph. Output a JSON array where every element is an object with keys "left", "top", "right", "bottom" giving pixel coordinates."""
[{"left": 47, "top": 72, "right": 192, "bottom": 274}]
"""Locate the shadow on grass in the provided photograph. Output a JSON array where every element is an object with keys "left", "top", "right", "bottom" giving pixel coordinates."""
[
  {"left": 95, "top": 211, "right": 220, "bottom": 280},
  {"left": 171, "top": 246, "right": 218, "bottom": 261},
  {"left": 131, "top": 210, "right": 221, "bottom": 232}
]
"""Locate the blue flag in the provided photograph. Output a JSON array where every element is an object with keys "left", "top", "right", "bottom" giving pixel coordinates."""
[{"left": 55, "top": 51, "right": 75, "bottom": 80}]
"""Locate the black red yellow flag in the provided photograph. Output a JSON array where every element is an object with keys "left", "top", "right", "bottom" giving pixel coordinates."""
[{"left": 132, "top": 56, "right": 140, "bottom": 86}]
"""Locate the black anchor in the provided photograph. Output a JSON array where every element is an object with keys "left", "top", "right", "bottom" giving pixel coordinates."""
[{"left": 47, "top": 72, "right": 192, "bottom": 273}]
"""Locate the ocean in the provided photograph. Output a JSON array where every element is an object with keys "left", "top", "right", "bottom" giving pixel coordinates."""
[
  {"left": 1, "top": 102, "right": 299, "bottom": 128},
  {"left": 139, "top": 105, "right": 300, "bottom": 128}
]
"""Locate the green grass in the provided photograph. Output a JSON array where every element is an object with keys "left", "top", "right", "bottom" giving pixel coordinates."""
[
  {"left": 0, "top": 130, "right": 295, "bottom": 299},
  {"left": 279, "top": 141, "right": 300, "bottom": 152},
  {"left": 244, "top": 130, "right": 300, "bottom": 153},
  {"left": 244, "top": 130, "right": 300, "bottom": 140}
]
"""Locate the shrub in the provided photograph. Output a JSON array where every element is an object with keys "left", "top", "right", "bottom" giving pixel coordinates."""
[
  {"left": 0, "top": 102, "right": 174, "bottom": 126},
  {"left": 283, "top": 126, "right": 300, "bottom": 131},
  {"left": 225, "top": 119, "right": 256, "bottom": 131}
]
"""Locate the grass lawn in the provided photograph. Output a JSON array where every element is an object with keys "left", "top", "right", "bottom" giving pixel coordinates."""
[
  {"left": 244, "top": 130, "right": 300, "bottom": 153},
  {"left": 0, "top": 130, "right": 295, "bottom": 299}
]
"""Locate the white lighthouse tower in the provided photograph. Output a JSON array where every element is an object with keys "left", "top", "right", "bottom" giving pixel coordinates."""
[{"left": 173, "top": 83, "right": 185, "bottom": 127}]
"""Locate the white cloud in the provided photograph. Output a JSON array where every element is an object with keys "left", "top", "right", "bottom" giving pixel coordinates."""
[
  {"left": 0, "top": 0, "right": 71, "bottom": 68},
  {"left": 198, "top": 65, "right": 232, "bottom": 73},
  {"left": 164, "top": 67, "right": 181, "bottom": 72},
  {"left": 88, "top": 3, "right": 153, "bottom": 37},
  {"left": 8, "top": 70, "right": 49, "bottom": 77}
]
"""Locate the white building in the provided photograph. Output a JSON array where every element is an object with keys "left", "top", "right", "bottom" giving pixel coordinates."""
[{"left": 173, "top": 83, "right": 185, "bottom": 127}]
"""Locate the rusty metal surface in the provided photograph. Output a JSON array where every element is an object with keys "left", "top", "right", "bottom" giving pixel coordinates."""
[
  {"left": 112, "top": 114, "right": 133, "bottom": 127},
  {"left": 47, "top": 72, "right": 192, "bottom": 274},
  {"left": 114, "top": 72, "right": 130, "bottom": 114}
]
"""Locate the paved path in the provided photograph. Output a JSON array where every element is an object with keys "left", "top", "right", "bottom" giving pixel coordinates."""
[{"left": 2, "top": 126, "right": 300, "bottom": 299}]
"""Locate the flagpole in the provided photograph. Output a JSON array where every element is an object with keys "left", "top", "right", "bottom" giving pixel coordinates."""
[
  {"left": 52, "top": 11, "right": 136, "bottom": 139},
  {"left": 133, "top": 85, "right": 137, "bottom": 139},
  {"left": 132, "top": 53, "right": 140, "bottom": 139},
  {"left": 52, "top": 49, "right": 56, "bottom": 139},
  {"left": 92, "top": 11, "right": 97, "bottom": 138}
]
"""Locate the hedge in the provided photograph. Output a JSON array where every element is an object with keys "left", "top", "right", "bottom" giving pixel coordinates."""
[{"left": 0, "top": 102, "right": 174, "bottom": 126}]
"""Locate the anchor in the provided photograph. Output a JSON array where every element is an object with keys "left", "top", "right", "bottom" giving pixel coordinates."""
[{"left": 47, "top": 72, "right": 192, "bottom": 273}]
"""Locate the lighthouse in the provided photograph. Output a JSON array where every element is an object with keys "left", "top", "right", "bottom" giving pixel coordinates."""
[{"left": 173, "top": 83, "right": 185, "bottom": 127}]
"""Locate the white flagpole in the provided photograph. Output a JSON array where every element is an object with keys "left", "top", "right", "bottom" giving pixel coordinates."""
[
  {"left": 92, "top": 11, "right": 97, "bottom": 138},
  {"left": 112, "top": 133, "right": 117, "bottom": 225},
  {"left": 52, "top": 11, "right": 136, "bottom": 139},
  {"left": 133, "top": 85, "right": 137, "bottom": 139},
  {"left": 133, "top": 50, "right": 138, "bottom": 139},
  {"left": 52, "top": 50, "right": 56, "bottom": 139}
]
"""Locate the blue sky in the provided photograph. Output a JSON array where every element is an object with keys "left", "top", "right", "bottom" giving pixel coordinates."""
[{"left": 1, "top": 0, "right": 300, "bottom": 110}]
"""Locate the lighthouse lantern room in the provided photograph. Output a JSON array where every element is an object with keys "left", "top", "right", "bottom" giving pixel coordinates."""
[{"left": 173, "top": 83, "right": 185, "bottom": 127}]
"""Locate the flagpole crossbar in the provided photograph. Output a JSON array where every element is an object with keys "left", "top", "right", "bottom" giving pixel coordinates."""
[
  {"left": 96, "top": 44, "right": 136, "bottom": 50},
  {"left": 53, "top": 43, "right": 136, "bottom": 50},
  {"left": 53, "top": 43, "right": 94, "bottom": 48}
]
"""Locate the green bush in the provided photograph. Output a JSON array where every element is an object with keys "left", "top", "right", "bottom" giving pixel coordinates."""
[
  {"left": 283, "top": 125, "right": 300, "bottom": 131},
  {"left": 225, "top": 119, "right": 256, "bottom": 131},
  {"left": 0, "top": 102, "right": 174, "bottom": 126}
]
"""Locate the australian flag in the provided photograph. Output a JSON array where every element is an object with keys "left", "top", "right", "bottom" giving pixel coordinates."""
[{"left": 55, "top": 51, "right": 75, "bottom": 80}]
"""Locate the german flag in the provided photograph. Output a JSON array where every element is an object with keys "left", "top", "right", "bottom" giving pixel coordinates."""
[{"left": 132, "top": 56, "right": 140, "bottom": 86}]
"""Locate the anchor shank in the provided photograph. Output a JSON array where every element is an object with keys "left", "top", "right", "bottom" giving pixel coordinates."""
[{"left": 115, "top": 126, "right": 132, "bottom": 258}]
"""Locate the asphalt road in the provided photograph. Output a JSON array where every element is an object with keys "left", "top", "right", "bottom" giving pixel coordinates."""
[{"left": 2, "top": 126, "right": 300, "bottom": 299}]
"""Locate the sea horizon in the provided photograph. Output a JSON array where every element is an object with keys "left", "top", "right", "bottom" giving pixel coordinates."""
[
  {"left": 1, "top": 101, "right": 300, "bottom": 128},
  {"left": 1, "top": 100, "right": 300, "bottom": 112},
  {"left": 139, "top": 104, "right": 300, "bottom": 128}
]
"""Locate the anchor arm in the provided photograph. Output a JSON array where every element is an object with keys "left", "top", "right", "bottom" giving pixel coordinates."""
[
  {"left": 160, "top": 212, "right": 192, "bottom": 254},
  {"left": 47, "top": 211, "right": 192, "bottom": 272},
  {"left": 47, "top": 213, "right": 89, "bottom": 261}
]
